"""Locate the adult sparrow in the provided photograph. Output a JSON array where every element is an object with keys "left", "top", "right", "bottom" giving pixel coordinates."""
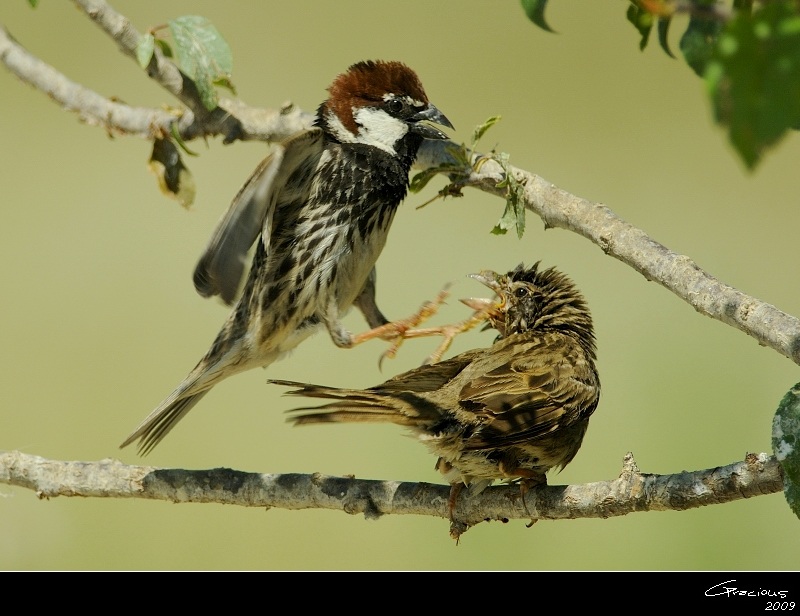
[{"left": 121, "top": 61, "right": 452, "bottom": 454}]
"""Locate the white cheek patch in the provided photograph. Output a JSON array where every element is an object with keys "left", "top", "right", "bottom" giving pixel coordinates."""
[
  {"left": 352, "top": 107, "right": 408, "bottom": 155},
  {"left": 325, "top": 110, "right": 358, "bottom": 145}
]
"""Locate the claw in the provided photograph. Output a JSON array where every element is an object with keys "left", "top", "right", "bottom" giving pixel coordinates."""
[
  {"left": 348, "top": 281, "right": 501, "bottom": 367},
  {"left": 349, "top": 285, "right": 452, "bottom": 363}
]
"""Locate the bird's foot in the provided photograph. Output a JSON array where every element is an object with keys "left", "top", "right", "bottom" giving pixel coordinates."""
[
  {"left": 379, "top": 293, "right": 499, "bottom": 367},
  {"left": 517, "top": 474, "right": 547, "bottom": 528},
  {"left": 347, "top": 285, "right": 451, "bottom": 365},
  {"left": 412, "top": 296, "right": 498, "bottom": 365},
  {"left": 346, "top": 286, "right": 500, "bottom": 367},
  {"left": 447, "top": 483, "right": 468, "bottom": 544}
]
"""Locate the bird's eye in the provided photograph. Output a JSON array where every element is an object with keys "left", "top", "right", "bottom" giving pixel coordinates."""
[
  {"left": 386, "top": 98, "right": 404, "bottom": 114},
  {"left": 514, "top": 287, "right": 530, "bottom": 299}
]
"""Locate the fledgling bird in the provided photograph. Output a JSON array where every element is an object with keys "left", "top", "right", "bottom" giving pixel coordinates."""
[
  {"left": 121, "top": 61, "right": 453, "bottom": 455},
  {"left": 272, "top": 262, "right": 600, "bottom": 524}
]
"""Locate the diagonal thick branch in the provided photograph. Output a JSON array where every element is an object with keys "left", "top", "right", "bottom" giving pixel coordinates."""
[
  {"left": 416, "top": 141, "right": 800, "bottom": 366},
  {"left": 0, "top": 450, "right": 784, "bottom": 538},
  {"left": 3, "top": 3, "right": 798, "bottom": 365}
]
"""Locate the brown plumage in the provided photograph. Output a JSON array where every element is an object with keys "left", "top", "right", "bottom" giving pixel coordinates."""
[{"left": 271, "top": 262, "right": 600, "bottom": 526}]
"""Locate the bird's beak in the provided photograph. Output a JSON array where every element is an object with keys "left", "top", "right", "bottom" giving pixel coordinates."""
[
  {"left": 462, "top": 270, "right": 506, "bottom": 326},
  {"left": 459, "top": 297, "right": 496, "bottom": 312},
  {"left": 460, "top": 297, "right": 503, "bottom": 333},
  {"left": 409, "top": 103, "right": 454, "bottom": 140},
  {"left": 468, "top": 270, "right": 503, "bottom": 293}
]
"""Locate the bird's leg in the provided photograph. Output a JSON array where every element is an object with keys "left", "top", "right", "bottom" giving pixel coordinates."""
[
  {"left": 447, "top": 482, "right": 470, "bottom": 544},
  {"left": 500, "top": 462, "right": 547, "bottom": 528},
  {"left": 325, "top": 288, "right": 446, "bottom": 349},
  {"left": 352, "top": 267, "right": 390, "bottom": 329},
  {"left": 362, "top": 292, "right": 498, "bottom": 366},
  {"left": 353, "top": 284, "right": 450, "bottom": 345},
  {"left": 327, "top": 286, "right": 452, "bottom": 366},
  {"left": 330, "top": 286, "right": 498, "bottom": 366},
  {"left": 401, "top": 296, "right": 498, "bottom": 365}
]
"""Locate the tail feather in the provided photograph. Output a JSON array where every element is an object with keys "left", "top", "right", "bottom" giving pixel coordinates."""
[
  {"left": 270, "top": 379, "right": 437, "bottom": 428},
  {"left": 122, "top": 338, "right": 254, "bottom": 454},
  {"left": 120, "top": 390, "right": 210, "bottom": 455},
  {"left": 120, "top": 368, "right": 214, "bottom": 455},
  {"left": 291, "top": 408, "right": 402, "bottom": 425}
]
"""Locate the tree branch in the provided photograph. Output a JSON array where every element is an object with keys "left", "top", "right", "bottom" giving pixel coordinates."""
[
  {"left": 0, "top": 3, "right": 313, "bottom": 143},
  {"left": 71, "top": 0, "right": 313, "bottom": 143},
  {"left": 0, "top": 450, "right": 784, "bottom": 539},
  {"left": 417, "top": 141, "right": 800, "bottom": 366},
  {"left": 0, "top": 25, "right": 182, "bottom": 139},
  {"left": 7, "top": 4, "right": 796, "bottom": 364},
  {"left": 5, "top": 10, "right": 795, "bottom": 364}
]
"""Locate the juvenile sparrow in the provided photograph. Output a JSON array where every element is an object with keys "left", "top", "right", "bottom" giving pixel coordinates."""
[
  {"left": 272, "top": 262, "right": 600, "bottom": 525},
  {"left": 121, "top": 61, "right": 452, "bottom": 454}
]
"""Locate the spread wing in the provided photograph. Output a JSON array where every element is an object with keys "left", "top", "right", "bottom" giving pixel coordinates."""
[
  {"left": 458, "top": 333, "right": 600, "bottom": 450},
  {"left": 193, "top": 127, "right": 325, "bottom": 304}
]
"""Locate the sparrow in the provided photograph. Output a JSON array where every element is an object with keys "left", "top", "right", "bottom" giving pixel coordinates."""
[
  {"left": 272, "top": 262, "right": 600, "bottom": 525},
  {"left": 121, "top": 60, "right": 453, "bottom": 455}
]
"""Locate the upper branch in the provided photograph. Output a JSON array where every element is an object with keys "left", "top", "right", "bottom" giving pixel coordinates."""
[
  {"left": 418, "top": 141, "right": 800, "bottom": 367},
  {"left": 0, "top": 1, "right": 313, "bottom": 143},
  {"left": 72, "top": 0, "right": 244, "bottom": 142},
  {"left": 0, "top": 25, "right": 182, "bottom": 139},
  {"left": 3, "top": 1, "right": 799, "bottom": 365},
  {"left": 71, "top": 0, "right": 315, "bottom": 143}
]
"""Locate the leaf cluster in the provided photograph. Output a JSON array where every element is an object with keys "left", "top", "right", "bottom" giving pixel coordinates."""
[
  {"left": 524, "top": 0, "right": 800, "bottom": 170},
  {"left": 137, "top": 16, "right": 235, "bottom": 111},
  {"left": 410, "top": 116, "right": 527, "bottom": 238}
]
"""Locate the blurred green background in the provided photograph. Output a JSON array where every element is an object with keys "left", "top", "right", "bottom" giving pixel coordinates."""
[{"left": 2, "top": 1, "right": 799, "bottom": 570}]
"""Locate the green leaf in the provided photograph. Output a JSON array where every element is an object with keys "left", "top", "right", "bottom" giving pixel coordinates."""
[
  {"left": 136, "top": 33, "right": 155, "bottom": 69},
  {"left": 410, "top": 166, "right": 447, "bottom": 194},
  {"left": 492, "top": 152, "right": 526, "bottom": 239},
  {"left": 772, "top": 383, "right": 800, "bottom": 519},
  {"left": 680, "top": 14, "right": 723, "bottom": 77},
  {"left": 626, "top": 3, "right": 653, "bottom": 51},
  {"left": 471, "top": 116, "right": 502, "bottom": 150},
  {"left": 168, "top": 15, "right": 233, "bottom": 110},
  {"left": 734, "top": 0, "right": 753, "bottom": 16},
  {"left": 706, "top": 0, "right": 800, "bottom": 169},
  {"left": 213, "top": 75, "right": 237, "bottom": 96},
  {"left": 148, "top": 137, "right": 196, "bottom": 208},
  {"left": 27, "top": 0, "right": 39, "bottom": 7},
  {"left": 520, "top": 0, "right": 555, "bottom": 33},
  {"left": 657, "top": 15, "right": 675, "bottom": 58},
  {"left": 169, "top": 122, "right": 199, "bottom": 157},
  {"left": 155, "top": 38, "right": 173, "bottom": 59}
]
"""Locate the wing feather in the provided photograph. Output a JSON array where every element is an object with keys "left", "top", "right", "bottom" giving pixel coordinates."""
[
  {"left": 458, "top": 333, "right": 599, "bottom": 450},
  {"left": 193, "top": 128, "right": 325, "bottom": 304}
]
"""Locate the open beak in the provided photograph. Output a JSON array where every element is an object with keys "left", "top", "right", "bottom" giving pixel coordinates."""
[
  {"left": 459, "top": 297, "right": 496, "bottom": 312},
  {"left": 459, "top": 270, "right": 507, "bottom": 329},
  {"left": 409, "top": 103, "right": 454, "bottom": 140}
]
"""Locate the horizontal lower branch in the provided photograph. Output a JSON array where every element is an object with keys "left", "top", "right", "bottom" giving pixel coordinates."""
[{"left": 0, "top": 450, "right": 783, "bottom": 538}]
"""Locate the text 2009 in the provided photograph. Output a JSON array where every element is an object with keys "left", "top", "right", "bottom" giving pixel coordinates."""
[{"left": 766, "top": 603, "right": 795, "bottom": 611}]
